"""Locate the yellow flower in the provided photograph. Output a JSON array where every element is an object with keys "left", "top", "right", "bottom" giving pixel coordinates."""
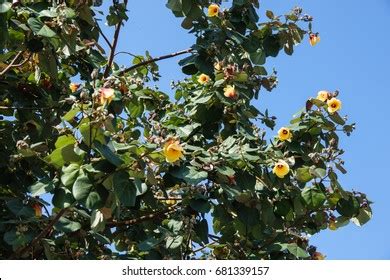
[
  {"left": 327, "top": 97, "right": 342, "bottom": 114},
  {"left": 163, "top": 139, "right": 184, "bottom": 163},
  {"left": 164, "top": 199, "right": 177, "bottom": 206},
  {"left": 32, "top": 203, "right": 42, "bottom": 218},
  {"left": 214, "top": 62, "right": 222, "bottom": 71},
  {"left": 208, "top": 4, "right": 220, "bottom": 17},
  {"left": 223, "top": 85, "right": 237, "bottom": 99},
  {"left": 198, "top": 74, "right": 210, "bottom": 84},
  {"left": 312, "top": 252, "right": 325, "bottom": 260},
  {"left": 309, "top": 33, "right": 320, "bottom": 46},
  {"left": 316, "top": 90, "right": 329, "bottom": 102},
  {"left": 273, "top": 160, "right": 290, "bottom": 179},
  {"left": 69, "top": 83, "right": 80, "bottom": 93},
  {"left": 98, "top": 88, "right": 115, "bottom": 105},
  {"left": 328, "top": 219, "right": 337, "bottom": 231},
  {"left": 278, "top": 127, "right": 292, "bottom": 142}
]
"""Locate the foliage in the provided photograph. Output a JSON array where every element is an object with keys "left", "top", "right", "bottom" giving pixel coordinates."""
[{"left": 0, "top": 0, "right": 371, "bottom": 260}]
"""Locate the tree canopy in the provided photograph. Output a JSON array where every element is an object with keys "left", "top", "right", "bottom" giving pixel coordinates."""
[{"left": 0, "top": 0, "right": 371, "bottom": 260}]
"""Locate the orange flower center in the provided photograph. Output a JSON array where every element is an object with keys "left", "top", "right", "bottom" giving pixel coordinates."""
[
  {"left": 282, "top": 130, "right": 288, "bottom": 135},
  {"left": 331, "top": 103, "right": 337, "bottom": 108},
  {"left": 213, "top": 8, "right": 218, "bottom": 13},
  {"left": 277, "top": 164, "right": 284, "bottom": 169}
]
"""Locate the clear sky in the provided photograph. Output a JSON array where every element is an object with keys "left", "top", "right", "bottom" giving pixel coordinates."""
[{"left": 99, "top": 0, "right": 390, "bottom": 259}]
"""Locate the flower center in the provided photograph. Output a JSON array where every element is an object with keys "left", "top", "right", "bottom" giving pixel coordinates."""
[
  {"left": 213, "top": 8, "right": 218, "bottom": 13},
  {"left": 331, "top": 103, "right": 337, "bottom": 108},
  {"left": 277, "top": 164, "right": 284, "bottom": 169},
  {"left": 282, "top": 130, "right": 288, "bottom": 135}
]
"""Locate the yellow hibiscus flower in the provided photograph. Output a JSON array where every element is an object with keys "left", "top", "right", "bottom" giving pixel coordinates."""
[
  {"left": 163, "top": 139, "right": 184, "bottom": 163},
  {"left": 223, "top": 85, "right": 237, "bottom": 99},
  {"left": 328, "top": 219, "right": 337, "bottom": 231},
  {"left": 198, "top": 74, "right": 210, "bottom": 84},
  {"left": 312, "top": 252, "right": 325, "bottom": 260},
  {"left": 309, "top": 33, "right": 320, "bottom": 46},
  {"left": 316, "top": 90, "right": 329, "bottom": 102},
  {"left": 32, "top": 203, "right": 42, "bottom": 218},
  {"left": 278, "top": 127, "right": 292, "bottom": 142},
  {"left": 327, "top": 97, "right": 342, "bottom": 114},
  {"left": 98, "top": 88, "right": 115, "bottom": 105},
  {"left": 208, "top": 4, "right": 220, "bottom": 17},
  {"left": 69, "top": 83, "right": 80, "bottom": 93},
  {"left": 273, "top": 160, "right": 290, "bottom": 179}
]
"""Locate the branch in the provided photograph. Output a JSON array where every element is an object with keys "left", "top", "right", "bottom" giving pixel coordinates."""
[
  {"left": 0, "top": 105, "right": 59, "bottom": 110},
  {"left": 192, "top": 241, "right": 217, "bottom": 254},
  {"left": 107, "top": 206, "right": 177, "bottom": 227},
  {"left": 12, "top": 208, "right": 68, "bottom": 259},
  {"left": 95, "top": 20, "right": 113, "bottom": 49},
  {"left": 0, "top": 51, "right": 24, "bottom": 76},
  {"left": 103, "top": 0, "right": 129, "bottom": 78},
  {"left": 118, "top": 48, "right": 193, "bottom": 76}
]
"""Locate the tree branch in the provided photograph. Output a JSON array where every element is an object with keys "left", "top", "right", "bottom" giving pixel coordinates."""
[
  {"left": 103, "top": 0, "right": 129, "bottom": 78},
  {"left": 0, "top": 51, "right": 24, "bottom": 76},
  {"left": 95, "top": 20, "right": 113, "bottom": 49},
  {"left": 12, "top": 208, "right": 68, "bottom": 259},
  {"left": 107, "top": 206, "right": 177, "bottom": 227},
  {"left": 118, "top": 48, "right": 193, "bottom": 76}
]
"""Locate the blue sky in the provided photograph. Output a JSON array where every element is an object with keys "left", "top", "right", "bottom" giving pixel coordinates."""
[{"left": 98, "top": 0, "right": 390, "bottom": 259}]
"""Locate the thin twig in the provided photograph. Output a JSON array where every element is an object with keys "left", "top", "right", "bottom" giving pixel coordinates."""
[
  {"left": 118, "top": 48, "right": 193, "bottom": 76},
  {"left": 0, "top": 51, "right": 24, "bottom": 76},
  {"left": 192, "top": 241, "right": 217, "bottom": 254},
  {"left": 107, "top": 206, "right": 177, "bottom": 227},
  {"left": 95, "top": 20, "right": 113, "bottom": 49},
  {"left": 12, "top": 208, "right": 68, "bottom": 259},
  {"left": 114, "top": 51, "right": 138, "bottom": 58},
  {"left": 103, "top": 0, "right": 128, "bottom": 78},
  {"left": 0, "top": 105, "right": 58, "bottom": 110}
]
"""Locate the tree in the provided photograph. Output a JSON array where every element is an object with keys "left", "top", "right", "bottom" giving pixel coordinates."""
[{"left": 0, "top": 0, "right": 371, "bottom": 260}]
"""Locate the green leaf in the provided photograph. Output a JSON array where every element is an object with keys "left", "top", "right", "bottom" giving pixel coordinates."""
[
  {"left": 190, "top": 199, "right": 211, "bottom": 213},
  {"left": 167, "top": 219, "right": 183, "bottom": 235},
  {"left": 29, "top": 177, "right": 55, "bottom": 196},
  {"left": 336, "top": 196, "right": 360, "bottom": 217},
  {"left": 138, "top": 237, "right": 163, "bottom": 251},
  {"left": 166, "top": 0, "right": 182, "bottom": 12},
  {"left": 79, "top": 118, "right": 105, "bottom": 147},
  {"left": 72, "top": 171, "right": 93, "bottom": 201},
  {"left": 216, "top": 166, "right": 235, "bottom": 176},
  {"left": 311, "top": 167, "right": 326, "bottom": 178},
  {"left": 263, "top": 35, "right": 281, "bottom": 57},
  {"left": 6, "top": 199, "right": 34, "bottom": 217},
  {"left": 27, "top": 18, "right": 43, "bottom": 33},
  {"left": 265, "top": 10, "right": 275, "bottom": 19},
  {"left": 113, "top": 171, "right": 136, "bottom": 207},
  {"left": 54, "top": 217, "right": 81, "bottom": 233},
  {"left": 61, "top": 163, "right": 80, "bottom": 187},
  {"left": 52, "top": 187, "right": 74, "bottom": 208},
  {"left": 194, "top": 219, "right": 209, "bottom": 244},
  {"left": 296, "top": 167, "right": 313, "bottom": 183},
  {"left": 301, "top": 186, "right": 326, "bottom": 210},
  {"left": 329, "top": 112, "right": 346, "bottom": 125},
  {"left": 176, "top": 123, "right": 201, "bottom": 138},
  {"left": 37, "top": 25, "right": 56, "bottom": 37},
  {"left": 351, "top": 208, "right": 372, "bottom": 226},
  {"left": 85, "top": 191, "right": 104, "bottom": 209},
  {"left": 134, "top": 178, "right": 148, "bottom": 196},
  {"left": 250, "top": 48, "right": 266, "bottom": 65},
  {"left": 0, "top": 1, "right": 12, "bottom": 14},
  {"left": 90, "top": 209, "right": 105, "bottom": 232},
  {"left": 166, "top": 235, "right": 183, "bottom": 250},
  {"left": 3, "top": 230, "right": 31, "bottom": 249},
  {"left": 171, "top": 166, "right": 208, "bottom": 185},
  {"left": 94, "top": 141, "right": 123, "bottom": 167},
  {"left": 287, "top": 243, "right": 309, "bottom": 258}
]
